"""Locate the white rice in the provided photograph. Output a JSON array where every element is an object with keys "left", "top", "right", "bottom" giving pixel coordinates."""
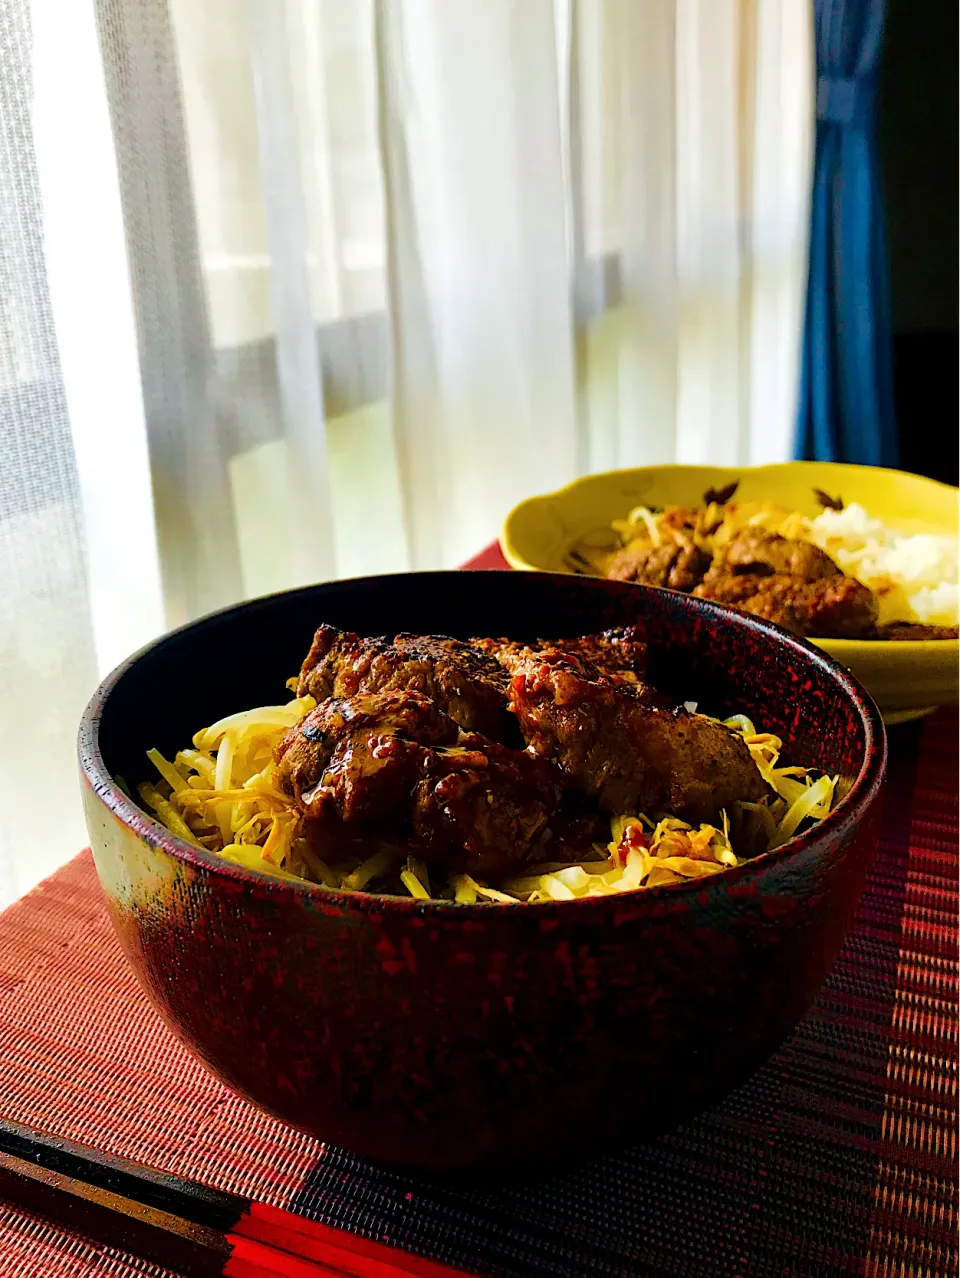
[{"left": 805, "top": 503, "right": 958, "bottom": 627}]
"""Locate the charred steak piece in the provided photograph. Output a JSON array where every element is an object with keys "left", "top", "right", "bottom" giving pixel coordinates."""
[
  {"left": 276, "top": 689, "right": 458, "bottom": 822},
  {"left": 508, "top": 660, "right": 768, "bottom": 824},
  {"left": 474, "top": 626, "right": 651, "bottom": 687},
  {"left": 412, "top": 734, "right": 563, "bottom": 879},
  {"left": 277, "top": 688, "right": 563, "bottom": 879},
  {"left": 296, "top": 625, "right": 512, "bottom": 739},
  {"left": 694, "top": 569, "right": 878, "bottom": 639}
]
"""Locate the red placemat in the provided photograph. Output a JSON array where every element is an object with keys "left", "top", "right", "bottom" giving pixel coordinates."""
[
  {"left": 0, "top": 1201, "right": 179, "bottom": 1278},
  {"left": 461, "top": 545, "right": 510, "bottom": 571},
  {"left": 0, "top": 564, "right": 955, "bottom": 1276}
]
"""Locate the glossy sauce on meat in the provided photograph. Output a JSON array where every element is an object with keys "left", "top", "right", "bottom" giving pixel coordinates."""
[
  {"left": 297, "top": 626, "right": 513, "bottom": 738},
  {"left": 276, "top": 625, "right": 772, "bottom": 882},
  {"left": 506, "top": 656, "right": 767, "bottom": 823}
]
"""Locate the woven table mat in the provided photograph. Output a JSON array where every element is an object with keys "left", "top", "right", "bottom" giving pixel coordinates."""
[
  {"left": 0, "top": 1201, "right": 178, "bottom": 1277},
  {"left": 0, "top": 706, "right": 955, "bottom": 1277}
]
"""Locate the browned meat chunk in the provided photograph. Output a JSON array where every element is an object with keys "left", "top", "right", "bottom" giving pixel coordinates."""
[
  {"left": 508, "top": 661, "right": 768, "bottom": 824},
  {"left": 474, "top": 626, "right": 650, "bottom": 686},
  {"left": 277, "top": 689, "right": 562, "bottom": 879},
  {"left": 721, "top": 528, "right": 841, "bottom": 581},
  {"left": 695, "top": 570, "right": 878, "bottom": 639},
  {"left": 276, "top": 690, "right": 457, "bottom": 822},
  {"left": 607, "top": 542, "right": 711, "bottom": 592},
  {"left": 550, "top": 627, "right": 650, "bottom": 678},
  {"left": 727, "top": 593, "right": 805, "bottom": 635},
  {"left": 607, "top": 542, "right": 677, "bottom": 586},
  {"left": 874, "top": 622, "right": 959, "bottom": 642},
  {"left": 412, "top": 735, "right": 563, "bottom": 879},
  {"left": 668, "top": 545, "right": 714, "bottom": 591},
  {"left": 297, "top": 626, "right": 511, "bottom": 739}
]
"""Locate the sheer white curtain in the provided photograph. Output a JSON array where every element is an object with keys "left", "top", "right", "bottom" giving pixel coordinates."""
[{"left": 0, "top": 0, "right": 812, "bottom": 903}]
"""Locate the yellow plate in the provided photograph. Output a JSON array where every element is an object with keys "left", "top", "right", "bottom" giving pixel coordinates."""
[{"left": 501, "top": 462, "right": 959, "bottom": 724}]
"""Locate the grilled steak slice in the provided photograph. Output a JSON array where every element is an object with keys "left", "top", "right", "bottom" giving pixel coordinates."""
[
  {"left": 276, "top": 689, "right": 457, "bottom": 822},
  {"left": 277, "top": 689, "right": 563, "bottom": 879},
  {"left": 412, "top": 734, "right": 563, "bottom": 879},
  {"left": 508, "top": 660, "right": 767, "bottom": 824},
  {"left": 473, "top": 626, "right": 651, "bottom": 687},
  {"left": 297, "top": 625, "right": 512, "bottom": 739}
]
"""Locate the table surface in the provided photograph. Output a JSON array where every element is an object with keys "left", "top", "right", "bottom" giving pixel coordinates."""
[{"left": 1, "top": 545, "right": 956, "bottom": 1278}]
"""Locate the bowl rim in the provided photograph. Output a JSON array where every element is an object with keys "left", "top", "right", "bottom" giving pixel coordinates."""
[
  {"left": 78, "top": 570, "right": 888, "bottom": 917},
  {"left": 500, "top": 462, "right": 959, "bottom": 652}
]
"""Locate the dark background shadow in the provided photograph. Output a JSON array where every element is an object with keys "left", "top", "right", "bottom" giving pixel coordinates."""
[{"left": 880, "top": 0, "right": 958, "bottom": 486}]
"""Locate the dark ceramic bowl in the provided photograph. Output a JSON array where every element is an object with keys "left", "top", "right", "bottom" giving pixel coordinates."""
[{"left": 79, "top": 572, "right": 886, "bottom": 1169}]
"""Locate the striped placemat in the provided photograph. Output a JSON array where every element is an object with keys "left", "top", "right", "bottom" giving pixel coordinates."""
[{"left": 0, "top": 709, "right": 954, "bottom": 1274}]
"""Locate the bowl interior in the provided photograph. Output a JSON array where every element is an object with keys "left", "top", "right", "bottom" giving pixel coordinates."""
[{"left": 91, "top": 571, "right": 878, "bottom": 847}]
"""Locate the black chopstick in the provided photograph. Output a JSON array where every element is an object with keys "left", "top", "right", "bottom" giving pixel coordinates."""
[
  {"left": 0, "top": 1116, "right": 467, "bottom": 1276},
  {"left": 0, "top": 1117, "right": 235, "bottom": 1275}
]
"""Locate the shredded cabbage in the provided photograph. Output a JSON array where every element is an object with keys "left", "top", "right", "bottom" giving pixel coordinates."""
[{"left": 138, "top": 694, "right": 838, "bottom": 902}]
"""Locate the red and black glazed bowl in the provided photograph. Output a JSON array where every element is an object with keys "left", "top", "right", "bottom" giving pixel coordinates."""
[{"left": 79, "top": 572, "right": 886, "bottom": 1170}]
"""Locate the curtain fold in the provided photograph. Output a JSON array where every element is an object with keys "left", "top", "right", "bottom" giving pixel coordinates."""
[
  {"left": 579, "top": 0, "right": 813, "bottom": 472},
  {"left": 795, "top": 0, "right": 897, "bottom": 465},
  {"left": 247, "top": 0, "right": 336, "bottom": 589},
  {"left": 614, "top": 0, "right": 680, "bottom": 467},
  {"left": 0, "top": 0, "right": 99, "bottom": 902},
  {"left": 96, "top": 0, "right": 245, "bottom": 627},
  {"left": 376, "top": 0, "right": 580, "bottom": 570}
]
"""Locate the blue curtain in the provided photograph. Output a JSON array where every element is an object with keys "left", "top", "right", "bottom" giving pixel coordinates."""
[{"left": 795, "top": 0, "right": 898, "bottom": 466}]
